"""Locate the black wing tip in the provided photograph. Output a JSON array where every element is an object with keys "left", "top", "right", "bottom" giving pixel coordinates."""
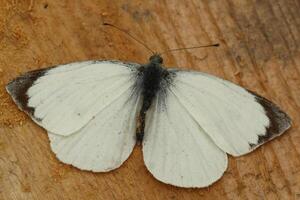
[
  {"left": 256, "top": 95, "right": 291, "bottom": 143},
  {"left": 248, "top": 90, "right": 292, "bottom": 149},
  {"left": 6, "top": 68, "right": 50, "bottom": 115}
]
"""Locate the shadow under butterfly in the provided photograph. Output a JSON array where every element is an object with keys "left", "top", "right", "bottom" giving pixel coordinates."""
[{"left": 6, "top": 23, "right": 291, "bottom": 188}]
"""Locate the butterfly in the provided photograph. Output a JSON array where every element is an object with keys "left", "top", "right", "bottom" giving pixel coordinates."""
[{"left": 6, "top": 52, "right": 291, "bottom": 188}]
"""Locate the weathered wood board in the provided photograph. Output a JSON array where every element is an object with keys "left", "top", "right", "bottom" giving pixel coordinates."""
[{"left": 0, "top": 0, "right": 299, "bottom": 199}]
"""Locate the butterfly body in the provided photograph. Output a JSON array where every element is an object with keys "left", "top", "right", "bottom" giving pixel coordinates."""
[{"left": 136, "top": 54, "right": 172, "bottom": 142}]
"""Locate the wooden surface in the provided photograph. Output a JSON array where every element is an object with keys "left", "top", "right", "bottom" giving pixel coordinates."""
[{"left": 0, "top": 0, "right": 300, "bottom": 199}]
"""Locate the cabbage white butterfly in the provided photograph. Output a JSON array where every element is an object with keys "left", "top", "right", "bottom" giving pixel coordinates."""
[{"left": 6, "top": 24, "right": 291, "bottom": 188}]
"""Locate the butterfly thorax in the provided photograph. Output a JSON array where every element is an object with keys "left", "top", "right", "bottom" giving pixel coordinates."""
[{"left": 141, "top": 55, "right": 167, "bottom": 109}]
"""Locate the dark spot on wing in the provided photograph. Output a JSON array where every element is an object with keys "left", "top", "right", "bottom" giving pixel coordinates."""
[
  {"left": 6, "top": 67, "right": 53, "bottom": 117},
  {"left": 248, "top": 90, "right": 291, "bottom": 149}
]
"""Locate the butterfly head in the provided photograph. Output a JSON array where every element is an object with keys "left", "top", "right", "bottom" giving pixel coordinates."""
[{"left": 149, "top": 54, "right": 163, "bottom": 65}]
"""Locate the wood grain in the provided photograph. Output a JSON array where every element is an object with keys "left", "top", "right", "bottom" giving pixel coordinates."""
[{"left": 0, "top": 0, "right": 299, "bottom": 199}]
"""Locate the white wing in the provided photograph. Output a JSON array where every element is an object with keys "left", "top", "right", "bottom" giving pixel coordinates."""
[
  {"left": 143, "top": 91, "right": 228, "bottom": 188},
  {"left": 168, "top": 70, "right": 291, "bottom": 156},
  {"left": 6, "top": 60, "right": 140, "bottom": 136},
  {"left": 48, "top": 89, "right": 141, "bottom": 172}
]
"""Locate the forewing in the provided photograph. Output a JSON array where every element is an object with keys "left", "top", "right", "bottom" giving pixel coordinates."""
[
  {"left": 142, "top": 91, "right": 228, "bottom": 188},
  {"left": 6, "top": 60, "right": 140, "bottom": 136},
  {"left": 168, "top": 70, "right": 291, "bottom": 156},
  {"left": 48, "top": 89, "right": 141, "bottom": 172}
]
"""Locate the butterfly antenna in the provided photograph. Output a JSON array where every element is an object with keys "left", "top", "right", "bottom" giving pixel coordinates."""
[
  {"left": 159, "top": 43, "right": 219, "bottom": 55},
  {"left": 103, "top": 22, "right": 155, "bottom": 55}
]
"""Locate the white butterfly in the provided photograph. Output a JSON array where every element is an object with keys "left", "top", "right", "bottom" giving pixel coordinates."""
[{"left": 6, "top": 54, "right": 291, "bottom": 188}]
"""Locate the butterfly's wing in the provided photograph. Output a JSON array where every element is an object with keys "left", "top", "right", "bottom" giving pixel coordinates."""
[
  {"left": 48, "top": 89, "right": 141, "bottom": 172},
  {"left": 7, "top": 60, "right": 142, "bottom": 171},
  {"left": 170, "top": 70, "right": 291, "bottom": 156},
  {"left": 142, "top": 69, "right": 291, "bottom": 188},
  {"left": 142, "top": 87, "right": 228, "bottom": 188},
  {"left": 6, "top": 60, "right": 140, "bottom": 136}
]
